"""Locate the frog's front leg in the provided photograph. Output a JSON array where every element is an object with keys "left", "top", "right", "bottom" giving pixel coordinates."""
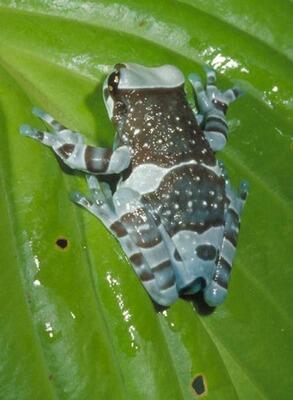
[
  {"left": 189, "top": 67, "right": 241, "bottom": 152},
  {"left": 20, "top": 108, "right": 131, "bottom": 175},
  {"left": 204, "top": 166, "right": 249, "bottom": 307}
]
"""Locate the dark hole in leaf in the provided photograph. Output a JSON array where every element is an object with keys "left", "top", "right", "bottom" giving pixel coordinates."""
[
  {"left": 191, "top": 374, "right": 206, "bottom": 396},
  {"left": 55, "top": 238, "right": 68, "bottom": 250}
]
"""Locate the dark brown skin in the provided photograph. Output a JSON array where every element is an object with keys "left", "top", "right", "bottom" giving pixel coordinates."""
[
  {"left": 108, "top": 84, "right": 226, "bottom": 237},
  {"left": 111, "top": 86, "right": 216, "bottom": 169}
]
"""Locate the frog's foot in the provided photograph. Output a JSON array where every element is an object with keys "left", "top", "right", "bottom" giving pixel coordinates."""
[
  {"left": 85, "top": 175, "right": 114, "bottom": 208},
  {"left": 189, "top": 66, "right": 242, "bottom": 152},
  {"left": 20, "top": 122, "right": 91, "bottom": 171},
  {"left": 203, "top": 177, "right": 249, "bottom": 307},
  {"left": 189, "top": 67, "right": 242, "bottom": 114},
  {"left": 71, "top": 175, "right": 115, "bottom": 225},
  {"left": 71, "top": 177, "right": 134, "bottom": 251}
]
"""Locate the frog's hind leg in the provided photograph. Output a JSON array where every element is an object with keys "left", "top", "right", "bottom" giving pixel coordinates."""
[
  {"left": 113, "top": 188, "right": 179, "bottom": 306},
  {"left": 188, "top": 67, "right": 242, "bottom": 152},
  {"left": 73, "top": 178, "right": 178, "bottom": 306},
  {"left": 204, "top": 167, "right": 249, "bottom": 307}
]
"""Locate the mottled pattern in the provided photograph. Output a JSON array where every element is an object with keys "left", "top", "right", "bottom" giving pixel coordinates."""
[{"left": 145, "top": 164, "right": 228, "bottom": 236}]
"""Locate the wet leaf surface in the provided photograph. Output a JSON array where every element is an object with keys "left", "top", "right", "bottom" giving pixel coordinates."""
[{"left": 0, "top": 1, "right": 292, "bottom": 399}]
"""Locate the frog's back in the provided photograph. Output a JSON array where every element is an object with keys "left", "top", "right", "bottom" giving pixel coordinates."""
[
  {"left": 119, "top": 86, "right": 216, "bottom": 169},
  {"left": 145, "top": 163, "right": 227, "bottom": 236},
  {"left": 118, "top": 85, "right": 227, "bottom": 235},
  {"left": 116, "top": 76, "right": 229, "bottom": 292}
]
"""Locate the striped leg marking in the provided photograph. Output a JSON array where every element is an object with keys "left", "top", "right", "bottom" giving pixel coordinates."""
[
  {"left": 73, "top": 177, "right": 178, "bottom": 306},
  {"left": 188, "top": 66, "right": 242, "bottom": 152},
  {"left": 113, "top": 188, "right": 179, "bottom": 305},
  {"left": 20, "top": 107, "right": 131, "bottom": 175},
  {"left": 204, "top": 168, "right": 249, "bottom": 306},
  {"left": 143, "top": 206, "right": 190, "bottom": 292}
]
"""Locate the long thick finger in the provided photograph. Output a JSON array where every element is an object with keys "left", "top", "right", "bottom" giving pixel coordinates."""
[
  {"left": 20, "top": 124, "right": 59, "bottom": 147},
  {"left": 32, "top": 107, "right": 66, "bottom": 131}
]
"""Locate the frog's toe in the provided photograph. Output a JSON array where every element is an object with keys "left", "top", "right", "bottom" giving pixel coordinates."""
[
  {"left": 32, "top": 106, "right": 47, "bottom": 119},
  {"left": 86, "top": 174, "right": 101, "bottom": 189},
  {"left": 70, "top": 191, "right": 92, "bottom": 208},
  {"left": 86, "top": 175, "right": 113, "bottom": 207},
  {"left": 223, "top": 87, "right": 243, "bottom": 104},
  {"left": 32, "top": 106, "right": 66, "bottom": 131},
  {"left": 239, "top": 180, "right": 249, "bottom": 199},
  {"left": 203, "top": 282, "right": 227, "bottom": 307},
  {"left": 20, "top": 123, "right": 61, "bottom": 148},
  {"left": 188, "top": 73, "right": 204, "bottom": 92},
  {"left": 20, "top": 124, "right": 43, "bottom": 140}
]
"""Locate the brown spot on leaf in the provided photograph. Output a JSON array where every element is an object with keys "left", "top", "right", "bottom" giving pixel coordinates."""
[
  {"left": 191, "top": 374, "right": 207, "bottom": 397},
  {"left": 55, "top": 237, "right": 69, "bottom": 250}
]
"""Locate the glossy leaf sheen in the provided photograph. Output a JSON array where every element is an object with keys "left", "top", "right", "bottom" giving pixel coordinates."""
[{"left": 0, "top": 1, "right": 292, "bottom": 399}]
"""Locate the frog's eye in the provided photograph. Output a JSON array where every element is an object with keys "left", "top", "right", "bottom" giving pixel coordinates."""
[{"left": 107, "top": 71, "right": 120, "bottom": 95}]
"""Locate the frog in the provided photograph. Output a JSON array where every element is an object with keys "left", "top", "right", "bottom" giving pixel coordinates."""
[{"left": 20, "top": 63, "right": 248, "bottom": 307}]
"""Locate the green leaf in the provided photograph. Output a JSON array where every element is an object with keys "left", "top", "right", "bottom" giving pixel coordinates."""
[{"left": 0, "top": 1, "right": 292, "bottom": 399}]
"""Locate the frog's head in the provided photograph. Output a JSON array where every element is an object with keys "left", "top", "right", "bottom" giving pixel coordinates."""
[{"left": 103, "top": 63, "right": 185, "bottom": 122}]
